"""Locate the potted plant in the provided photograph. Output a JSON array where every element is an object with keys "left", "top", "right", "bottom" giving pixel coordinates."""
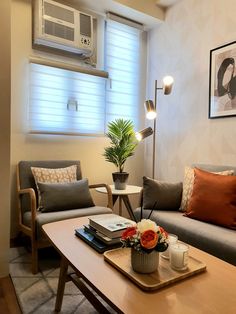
[{"left": 103, "top": 119, "right": 137, "bottom": 190}]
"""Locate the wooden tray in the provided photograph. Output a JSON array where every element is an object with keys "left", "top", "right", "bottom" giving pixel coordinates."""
[{"left": 104, "top": 248, "right": 206, "bottom": 291}]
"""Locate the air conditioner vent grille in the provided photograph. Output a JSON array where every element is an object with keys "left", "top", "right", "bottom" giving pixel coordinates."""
[
  {"left": 80, "top": 13, "right": 91, "bottom": 37},
  {"left": 44, "top": 2, "right": 74, "bottom": 23},
  {"left": 44, "top": 20, "right": 74, "bottom": 41}
]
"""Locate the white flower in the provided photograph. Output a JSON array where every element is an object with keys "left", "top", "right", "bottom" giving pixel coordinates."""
[{"left": 136, "top": 219, "right": 158, "bottom": 233}]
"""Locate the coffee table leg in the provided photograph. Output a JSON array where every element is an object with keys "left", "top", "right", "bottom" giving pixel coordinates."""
[
  {"left": 112, "top": 194, "right": 118, "bottom": 206},
  {"left": 119, "top": 197, "right": 122, "bottom": 216},
  {"left": 55, "top": 257, "right": 69, "bottom": 312},
  {"left": 121, "top": 195, "right": 137, "bottom": 222}
]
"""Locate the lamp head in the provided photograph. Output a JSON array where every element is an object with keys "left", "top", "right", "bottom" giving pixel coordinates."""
[
  {"left": 135, "top": 127, "right": 153, "bottom": 141},
  {"left": 163, "top": 76, "right": 174, "bottom": 95},
  {"left": 144, "top": 100, "right": 157, "bottom": 120}
]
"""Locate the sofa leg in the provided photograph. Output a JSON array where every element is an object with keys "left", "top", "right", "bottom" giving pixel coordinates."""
[{"left": 31, "top": 245, "right": 38, "bottom": 274}]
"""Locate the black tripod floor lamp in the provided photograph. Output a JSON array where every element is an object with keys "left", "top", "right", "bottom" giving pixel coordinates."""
[{"left": 136, "top": 76, "right": 174, "bottom": 179}]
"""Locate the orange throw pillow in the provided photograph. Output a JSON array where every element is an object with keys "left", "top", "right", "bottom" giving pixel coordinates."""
[{"left": 185, "top": 168, "right": 236, "bottom": 229}]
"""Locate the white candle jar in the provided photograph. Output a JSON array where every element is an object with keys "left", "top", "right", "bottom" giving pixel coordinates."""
[
  {"left": 170, "top": 242, "right": 189, "bottom": 271},
  {"left": 161, "top": 234, "right": 178, "bottom": 260}
]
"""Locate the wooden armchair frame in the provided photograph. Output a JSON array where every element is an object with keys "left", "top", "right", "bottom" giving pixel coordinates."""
[{"left": 16, "top": 164, "right": 113, "bottom": 274}]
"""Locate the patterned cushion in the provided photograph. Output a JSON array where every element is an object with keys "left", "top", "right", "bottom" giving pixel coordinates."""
[
  {"left": 179, "top": 166, "right": 234, "bottom": 212},
  {"left": 31, "top": 165, "right": 77, "bottom": 208}
]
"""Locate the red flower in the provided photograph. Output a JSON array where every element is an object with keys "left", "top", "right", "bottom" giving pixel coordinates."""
[
  {"left": 121, "top": 226, "right": 137, "bottom": 240},
  {"left": 159, "top": 226, "right": 168, "bottom": 238},
  {"left": 140, "top": 230, "right": 158, "bottom": 249}
]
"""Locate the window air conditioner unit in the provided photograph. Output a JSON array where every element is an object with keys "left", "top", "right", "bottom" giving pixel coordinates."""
[{"left": 33, "top": 0, "right": 94, "bottom": 56}]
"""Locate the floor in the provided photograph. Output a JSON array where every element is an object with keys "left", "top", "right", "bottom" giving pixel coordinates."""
[
  {"left": 0, "top": 276, "right": 21, "bottom": 314},
  {"left": 0, "top": 238, "right": 26, "bottom": 314},
  {"left": 9, "top": 246, "right": 114, "bottom": 314}
]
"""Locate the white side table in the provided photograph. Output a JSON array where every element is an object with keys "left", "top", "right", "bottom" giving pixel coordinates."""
[{"left": 95, "top": 185, "right": 142, "bottom": 222}]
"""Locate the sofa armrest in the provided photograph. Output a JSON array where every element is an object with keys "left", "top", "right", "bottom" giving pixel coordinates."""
[{"left": 89, "top": 183, "right": 113, "bottom": 209}]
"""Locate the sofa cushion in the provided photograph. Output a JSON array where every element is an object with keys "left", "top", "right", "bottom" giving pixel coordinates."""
[
  {"left": 143, "top": 176, "right": 182, "bottom": 211},
  {"left": 31, "top": 165, "right": 78, "bottom": 208},
  {"left": 38, "top": 179, "right": 95, "bottom": 212},
  {"left": 31, "top": 164, "right": 77, "bottom": 184},
  {"left": 185, "top": 168, "right": 236, "bottom": 229},
  {"left": 23, "top": 206, "right": 113, "bottom": 240},
  {"left": 18, "top": 160, "right": 82, "bottom": 213},
  {"left": 179, "top": 166, "right": 234, "bottom": 212},
  {"left": 133, "top": 208, "right": 236, "bottom": 265}
]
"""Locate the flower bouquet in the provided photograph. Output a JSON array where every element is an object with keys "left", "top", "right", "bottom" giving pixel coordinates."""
[
  {"left": 121, "top": 219, "right": 168, "bottom": 253},
  {"left": 121, "top": 219, "right": 169, "bottom": 273}
]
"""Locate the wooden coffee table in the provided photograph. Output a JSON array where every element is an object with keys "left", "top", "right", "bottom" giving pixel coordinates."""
[{"left": 42, "top": 216, "right": 236, "bottom": 314}]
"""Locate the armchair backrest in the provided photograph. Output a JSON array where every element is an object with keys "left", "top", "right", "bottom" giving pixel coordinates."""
[{"left": 18, "top": 160, "right": 82, "bottom": 213}]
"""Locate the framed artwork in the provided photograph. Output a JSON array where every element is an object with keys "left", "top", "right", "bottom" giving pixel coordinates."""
[{"left": 209, "top": 41, "right": 236, "bottom": 119}]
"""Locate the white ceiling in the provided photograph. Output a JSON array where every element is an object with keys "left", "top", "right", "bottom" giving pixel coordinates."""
[
  {"left": 69, "top": 0, "right": 164, "bottom": 29},
  {"left": 63, "top": 0, "right": 181, "bottom": 29},
  {"left": 156, "top": 0, "right": 180, "bottom": 7}
]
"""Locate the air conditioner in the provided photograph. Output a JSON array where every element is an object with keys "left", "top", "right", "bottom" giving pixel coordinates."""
[{"left": 33, "top": 0, "right": 94, "bottom": 56}]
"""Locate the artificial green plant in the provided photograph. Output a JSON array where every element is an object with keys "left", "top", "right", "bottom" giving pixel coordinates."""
[{"left": 103, "top": 119, "right": 138, "bottom": 173}]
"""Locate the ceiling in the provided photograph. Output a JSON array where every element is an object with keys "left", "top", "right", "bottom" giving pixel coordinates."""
[
  {"left": 68, "top": 0, "right": 164, "bottom": 29},
  {"left": 61, "top": 0, "right": 180, "bottom": 29},
  {"left": 156, "top": 0, "right": 180, "bottom": 7}
]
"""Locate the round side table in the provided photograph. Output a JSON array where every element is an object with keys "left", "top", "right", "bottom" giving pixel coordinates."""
[{"left": 96, "top": 185, "right": 142, "bottom": 222}]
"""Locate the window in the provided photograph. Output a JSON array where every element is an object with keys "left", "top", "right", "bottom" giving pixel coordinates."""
[
  {"left": 29, "top": 18, "right": 143, "bottom": 135},
  {"left": 105, "top": 19, "right": 141, "bottom": 128}
]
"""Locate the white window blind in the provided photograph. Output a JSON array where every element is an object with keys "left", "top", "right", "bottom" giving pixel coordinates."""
[
  {"left": 105, "top": 19, "right": 141, "bottom": 127},
  {"left": 29, "top": 63, "right": 106, "bottom": 135}
]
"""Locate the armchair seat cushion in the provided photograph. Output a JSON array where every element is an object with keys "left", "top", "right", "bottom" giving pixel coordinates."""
[{"left": 23, "top": 206, "right": 112, "bottom": 240}]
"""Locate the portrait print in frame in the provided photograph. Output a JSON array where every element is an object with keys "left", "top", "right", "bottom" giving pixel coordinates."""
[{"left": 209, "top": 41, "right": 236, "bottom": 118}]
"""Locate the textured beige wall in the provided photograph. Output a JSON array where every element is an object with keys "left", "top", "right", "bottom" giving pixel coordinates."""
[
  {"left": 0, "top": 0, "right": 11, "bottom": 277},
  {"left": 146, "top": 0, "right": 236, "bottom": 182},
  {"left": 10, "top": 0, "right": 145, "bottom": 237}
]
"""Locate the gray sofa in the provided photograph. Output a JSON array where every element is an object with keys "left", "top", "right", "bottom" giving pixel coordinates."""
[{"left": 134, "top": 164, "right": 236, "bottom": 266}]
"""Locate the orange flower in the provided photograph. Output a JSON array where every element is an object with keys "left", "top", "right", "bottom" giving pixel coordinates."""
[
  {"left": 121, "top": 226, "right": 137, "bottom": 240},
  {"left": 140, "top": 230, "right": 158, "bottom": 249}
]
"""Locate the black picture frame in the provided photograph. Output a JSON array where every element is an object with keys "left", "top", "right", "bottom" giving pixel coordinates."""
[{"left": 209, "top": 41, "right": 236, "bottom": 119}]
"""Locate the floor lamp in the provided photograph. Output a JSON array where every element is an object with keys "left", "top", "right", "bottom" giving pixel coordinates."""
[{"left": 136, "top": 76, "right": 174, "bottom": 179}]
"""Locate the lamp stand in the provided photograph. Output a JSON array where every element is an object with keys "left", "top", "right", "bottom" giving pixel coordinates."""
[
  {"left": 152, "top": 80, "right": 157, "bottom": 179},
  {"left": 148, "top": 76, "right": 173, "bottom": 179}
]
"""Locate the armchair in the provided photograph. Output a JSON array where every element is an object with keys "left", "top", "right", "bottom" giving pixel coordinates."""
[{"left": 17, "top": 160, "right": 113, "bottom": 274}]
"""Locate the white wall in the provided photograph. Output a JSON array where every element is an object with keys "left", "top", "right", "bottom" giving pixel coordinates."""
[
  {"left": 146, "top": 0, "right": 236, "bottom": 182},
  {"left": 0, "top": 0, "right": 11, "bottom": 277},
  {"left": 10, "top": 0, "right": 145, "bottom": 237}
]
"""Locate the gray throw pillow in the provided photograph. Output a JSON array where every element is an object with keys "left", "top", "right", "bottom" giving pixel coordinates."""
[
  {"left": 38, "top": 179, "right": 95, "bottom": 212},
  {"left": 143, "top": 176, "right": 183, "bottom": 211}
]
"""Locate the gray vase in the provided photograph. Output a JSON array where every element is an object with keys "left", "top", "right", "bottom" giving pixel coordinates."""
[
  {"left": 131, "top": 248, "right": 159, "bottom": 274},
  {"left": 112, "top": 172, "right": 129, "bottom": 190}
]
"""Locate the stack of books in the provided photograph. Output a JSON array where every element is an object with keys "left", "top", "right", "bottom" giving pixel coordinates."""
[{"left": 75, "top": 214, "right": 136, "bottom": 253}]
